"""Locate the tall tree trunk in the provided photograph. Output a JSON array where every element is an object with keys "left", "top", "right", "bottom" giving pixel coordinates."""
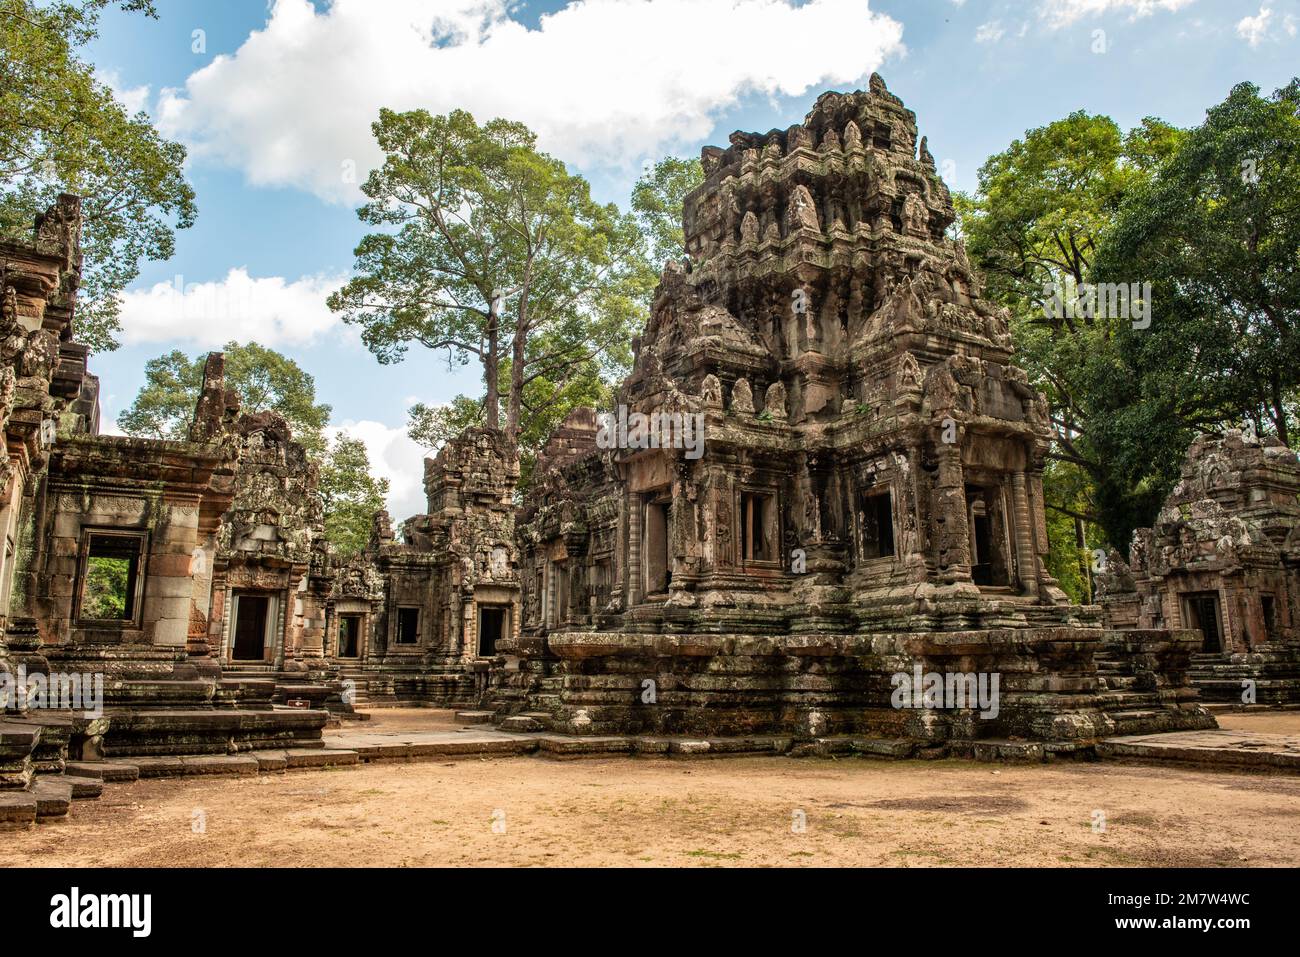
[
  {"left": 1075, "top": 515, "right": 1092, "bottom": 604},
  {"left": 1271, "top": 374, "right": 1290, "bottom": 447},
  {"left": 484, "top": 300, "right": 500, "bottom": 431},
  {"left": 507, "top": 311, "right": 526, "bottom": 447}
]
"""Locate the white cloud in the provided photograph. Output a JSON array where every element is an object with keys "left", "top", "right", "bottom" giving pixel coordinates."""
[
  {"left": 1039, "top": 0, "right": 1195, "bottom": 29},
  {"left": 156, "top": 0, "right": 905, "bottom": 204},
  {"left": 975, "top": 20, "right": 1006, "bottom": 42},
  {"left": 98, "top": 69, "right": 151, "bottom": 115},
  {"left": 1236, "top": 5, "right": 1281, "bottom": 46},
  {"left": 1239, "top": 5, "right": 1295, "bottom": 44},
  {"left": 116, "top": 268, "right": 348, "bottom": 348},
  {"left": 328, "top": 419, "right": 429, "bottom": 520}
]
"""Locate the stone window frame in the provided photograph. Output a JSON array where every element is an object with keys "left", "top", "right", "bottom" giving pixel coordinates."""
[
  {"left": 74, "top": 527, "right": 148, "bottom": 628},
  {"left": 394, "top": 605, "right": 421, "bottom": 646}
]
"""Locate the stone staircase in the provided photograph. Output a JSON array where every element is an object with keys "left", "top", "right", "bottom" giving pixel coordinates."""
[
  {"left": 1, "top": 714, "right": 106, "bottom": 827},
  {"left": 1188, "top": 649, "right": 1300, "bottom": 705}
]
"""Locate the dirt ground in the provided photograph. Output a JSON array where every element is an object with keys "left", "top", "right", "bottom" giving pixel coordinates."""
[{"left": 4, "top": 707, "right": 1299, "bottom": 868}]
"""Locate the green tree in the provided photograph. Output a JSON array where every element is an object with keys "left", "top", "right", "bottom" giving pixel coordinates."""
[
  {"left": 318, "top": 435, "right": 389, "bottom": 557},
  {"left": 328, "top": 108, "right": 651, "bottom": 447},
  {"left": 408, "top": 347, "right": 615, "bottom": 490},
  {"left": 117, "top": 341, "right": 331, "bottom": 453},
  {"left": 0, "top": 0, "right": 196, "bottom": 352},
  {"left": 958, "top": 110, "right": 1184, "bottom": 565},
  {"left": 1086, "top": 79, "right": 1300, "bottom": 548},
  {"left": 631, "top": 155, "right": 703, "bottom": 268}
]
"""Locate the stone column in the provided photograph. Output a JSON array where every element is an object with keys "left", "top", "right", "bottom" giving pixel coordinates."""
[
  {"left": 627, "top": 494, "right": 643, "bottom": 607},
  {"left": 1011, "top": 472, "right": 1039, "bottom": 597},
  {"left": 932, "top": 446, "right": 972, "bottom": 583}
]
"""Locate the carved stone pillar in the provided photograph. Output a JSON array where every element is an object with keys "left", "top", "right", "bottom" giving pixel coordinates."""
[
  {"left": 931, "top": 447, "right": 971, "bottom": 582},
  {"left": 1010, "top": 471, "right": 1039, "bottom": 597},
  {"left": 627, "top": 494, "right": 643, "bottom": 606}
]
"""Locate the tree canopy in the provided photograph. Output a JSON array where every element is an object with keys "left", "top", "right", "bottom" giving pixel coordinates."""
[
  {"left": 1086, "top": 78, "right": 1300, "bottom": 547},
  {"left": 631, "top": 155, "right": 703, "bottom": 269},
  {"left": 328, "top": 108, "right": 651, "bottom": 455},
  {"left": 117, "top": 341, "right": 331, "bottom": 453},
  {"left": 0, "top": 0, "right": 196, "bottom": 352},
  {"left": 318, "top": 434, "right": 389, "bottom": 557}
]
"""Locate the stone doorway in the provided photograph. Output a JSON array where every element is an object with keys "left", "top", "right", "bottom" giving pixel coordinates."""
[
  {"left": 644, "top": 498, "right": 671, "bottom": 594},
  {"left": 231, "top": 592, "right": 272, "bottom": 661},
  {"left": 338, "top": 613, "right": 362, "bottom": 658},
  {"left": 478, "top": 605, "right": 507, "bottom": 657},
  {"left": 1183, "top": 591, "right": 1224, "bottom": 653},
  {"left": 966, "top": 485, "right": 1010, "bottom": 588}
]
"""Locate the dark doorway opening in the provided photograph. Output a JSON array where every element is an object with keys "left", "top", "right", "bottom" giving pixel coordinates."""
[
  {"left": 859, "top": 489, "right": 895, "bottom": 560},
  {"left": 966, "top": 485, "right": 1010, "bottom": 588},
  {"left": 1184, "top": 592, "right": 1224, "bottom": 653},
  {"left": 479, "top": 606, "right": 506, "bottom": 657},
  {"left": 232, "top": 594, "right": 270, "bottom": 661},
  {"left": 338, "top": 614, "right": 361, "bottom": 658},
  {"left": 1262, "top": 595, "right": 1277, "bottom": 642},
  {"left": 645, "top": 499, "right": 671, "bottom": 593}
]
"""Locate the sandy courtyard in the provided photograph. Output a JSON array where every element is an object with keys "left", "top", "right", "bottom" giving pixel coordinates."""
[{"left": 2, "top": 709, "right": 1299, "bottom": 868}]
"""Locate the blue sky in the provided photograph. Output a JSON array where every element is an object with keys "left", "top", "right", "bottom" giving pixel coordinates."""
[{"left": 82, "top": 0, "right": 1300, "bottom": 517}]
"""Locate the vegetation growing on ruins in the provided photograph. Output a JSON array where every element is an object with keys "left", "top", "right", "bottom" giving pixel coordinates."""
[{"left": 0, "top": 0, "right": 195, "bottom": 353}]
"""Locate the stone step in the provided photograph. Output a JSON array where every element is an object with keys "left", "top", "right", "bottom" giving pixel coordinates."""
[
  {"left": 0, "top": 790, "right": 37, "bottom": 827},
  {"left": 454, "top": 710, "right": 495, "bottom": 724},
  {"left": 249, "top": 748, "right": 359, "bottom": 771},
  {"left": 66, "top": 775, "right": 103, "bottom": 799},
  {"left": 31, "top": 779, "right": 73, "bottom": 819},
  {"left": 64, "top": 760, "right": 140, "bottom": 782},
  {"left": 100, "top": 707, "right": 328, "bottom": 758},
  {"left": 107, "top": 755, "right": 261, "bottom": 778},
  {"left": 499, "top": 714, "right": 549, "bottom": 733}
]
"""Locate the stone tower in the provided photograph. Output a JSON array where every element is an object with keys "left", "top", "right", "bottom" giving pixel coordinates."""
[{"left": 496, "top": 78, "right": 1211, "bottom": 748}]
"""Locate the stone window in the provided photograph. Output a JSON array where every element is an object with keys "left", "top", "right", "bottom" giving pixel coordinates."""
[
  {"left": 741, "top": 491, "right": 777, "bottom": 563},
  {"left": 395, "top": 607, "right": 420, "bottom": 645},
  {"left": 338, "top": 614, "right": 362, "bottom": 658},
  {"left": 478, "top": 605, "right": 507, "bottom": 656},
  {"left": 78, "top": 531, "right": 144, "bottom": 623},
  {"left": 859, "top": 488, "right": 895, "bottom": 560}
]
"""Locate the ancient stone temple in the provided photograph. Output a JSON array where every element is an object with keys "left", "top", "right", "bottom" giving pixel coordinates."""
[
  {"left": 492, "top": 78, "right": 1214, "bottom": 749},
  {"left": 1, "top": 198, "right": 326, "bottom": 790},
  {"left": 318, "top": 428, "right": 520, "bottom": 707},
  {"left": 1098, "top": 431, "right": 1300, "bottom": 704}
]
